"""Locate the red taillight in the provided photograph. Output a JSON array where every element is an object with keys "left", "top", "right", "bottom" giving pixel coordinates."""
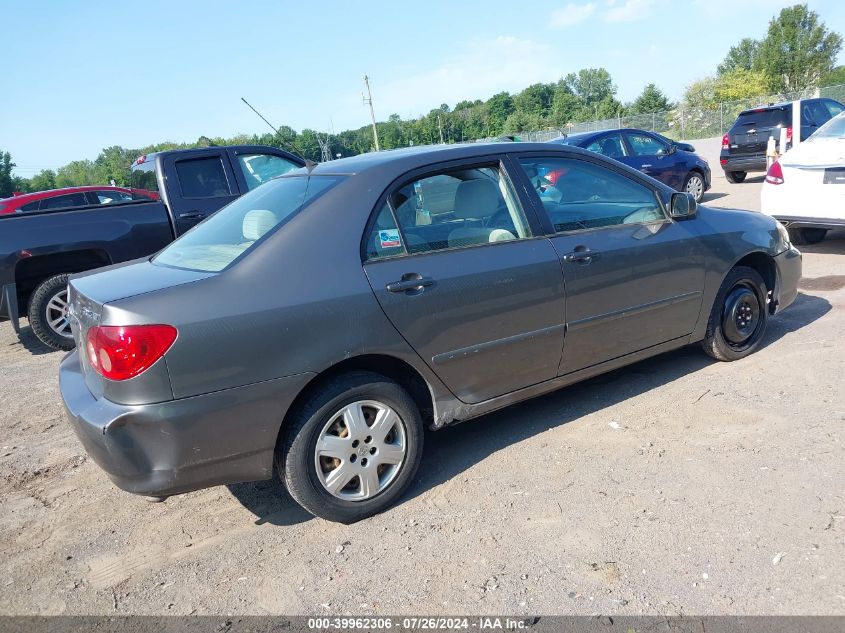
[
  {"left": 721, "top": 133, "right": 729, "bottom": 150},
  {"left": 86, "top": 325, "right": 177, "bottom": 381},
  {"left": 720, "top": 158, "right": 727, "bottom": 166},
  {"left": 785, "top": 126, "right": 793, "bottom": 146},
  {"left": 765, "top": 160, "right": 784, "bottom": 185}
]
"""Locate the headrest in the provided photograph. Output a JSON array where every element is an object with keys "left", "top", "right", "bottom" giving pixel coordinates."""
[
  {"left": 453, "top": 179, "right": 501, "bottom": 219},
  {"left": 242, "top": 209, "right": 277, "bottom": 241}
]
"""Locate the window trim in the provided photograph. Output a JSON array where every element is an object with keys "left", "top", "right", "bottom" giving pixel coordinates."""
[
  {"left": 506, "top": 150, "right": 670, "bottom": 237},
  {"left": 361, "top": 156, "right": 545, "bottom": 263}
]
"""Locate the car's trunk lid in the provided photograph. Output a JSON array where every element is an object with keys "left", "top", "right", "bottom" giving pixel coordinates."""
[
  {"left": 730, "top": 106, "right": 791, "bottom": 156},
  {"left": 68, "top": 259, "right": 214, "bottom": 396}
]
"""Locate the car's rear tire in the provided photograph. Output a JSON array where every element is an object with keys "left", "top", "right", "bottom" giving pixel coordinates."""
[
  {"left": 724, "top": 170, "right": 747, "bottom": 184},
  {"left": 683, "top": 172, "right": 706, "bottom": 203},
  {"left": 702, "top": 266, "right": 768, "bottom": 362},
  {"left": 27, "top": 274, "right": 75, "bottom": 351},
  {"left": 787, "top": 227, "right": 827, "bottom": 245},
  {"left": 278, "top": 371, "right": 424, "bottom": 523}
]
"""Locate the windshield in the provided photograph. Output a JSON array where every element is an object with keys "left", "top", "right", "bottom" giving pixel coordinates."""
[
  {"left": 154, "top": 175, "right": 341, "bottom": 272},
  {"left": 807, "top": 112, "right": 845, "bottom": 141}
]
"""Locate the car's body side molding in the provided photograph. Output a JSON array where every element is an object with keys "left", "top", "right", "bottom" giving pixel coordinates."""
[{"left": 567, "top": 291, "right": 703, "bottom": 331}]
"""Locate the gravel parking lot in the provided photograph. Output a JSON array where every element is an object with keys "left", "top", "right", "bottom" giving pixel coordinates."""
[{"left": 1, "top": 160, "right": 843, "bottom": 616}]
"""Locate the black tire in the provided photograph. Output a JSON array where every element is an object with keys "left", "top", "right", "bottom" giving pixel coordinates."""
[
  {"left": 724, "top": 170, "right": 747, "bottom": 184},
  {"left": 787, "top": 227, "right": 827, "bottom": 246},
  {"left": 27, "top": 274, "right": 75, "bottom": 351},
  {"left": 702, "top": 266, "right": 768, "bottom": 362},
  {"left": 683, "top": 171, "right": 706, "bottom": 203},
  {"left": 278, "top": 371, "right": 424, "bottom": 523}
]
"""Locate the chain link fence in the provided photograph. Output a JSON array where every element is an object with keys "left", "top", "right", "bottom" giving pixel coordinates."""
[{"left": 496, "top": 83, "right": 845, "bottom": 143}]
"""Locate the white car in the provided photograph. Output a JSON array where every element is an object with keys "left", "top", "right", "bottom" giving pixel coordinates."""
[{"left": 761, "top": 111, "right": 845, "bottom": 245}]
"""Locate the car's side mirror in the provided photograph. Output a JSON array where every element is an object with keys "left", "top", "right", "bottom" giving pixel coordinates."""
[
  {"left": 670, "top": 192, "right": 697, "bottom": 218},
  {"left": 676, "top": 142, "right": 695, "bottom": 152}
]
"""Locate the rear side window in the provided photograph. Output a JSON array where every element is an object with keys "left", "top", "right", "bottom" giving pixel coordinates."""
[
  {"left": 95, "top": 190, "right": 133, "bottom": 204},
  {"left": 175, "top": 157, "right": 232, "bottom": 198},
  {"left": 586, "top": 133, "right": 627, "bottom": 158},
  {"left": 237, "top": 153, "right": 299, "bottom": 190},
  {"left": 364, "top": 203, "right": 405, "bottom": 260},
  {"left": 154, "top": 175, "right": 341, "bottom": 272},
  {"left": 801, "top": 100, "right": 831, "bottom": 126},
  {"left": 20, "top": 201, "right": 40, "bottom": 212},
  {"left": 40, "top": 193, "right": 89, "bottom": 210}
]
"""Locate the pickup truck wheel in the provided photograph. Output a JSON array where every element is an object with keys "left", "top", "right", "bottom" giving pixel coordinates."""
[
  {"left": 702, "top": 266, "right": 768, "bottom": 362},
  {"left": 787, "top": 227, "right": 827, "bottom": 245},
  {"left": 724, "top": 171, "right": 746, "bottom": 184},
  {"left": 683, "top": 172, "right": 705, "bottom": 203},
  {"left": 28, "top": 274, "right": 75, "bottom": 351},
  {"left": 278, "top": 371, "right": 424, "bottom": 523}
]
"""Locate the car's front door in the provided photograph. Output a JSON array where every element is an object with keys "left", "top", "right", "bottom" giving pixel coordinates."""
[
  {"left": 513, "top": 153, "right": 706, "bottom": 375},
  {"left": 621, "top": 131, "right": 684, "bottom": 190},
  {"left": 362, "top": 160, "right": 566, "bottom": 404}
]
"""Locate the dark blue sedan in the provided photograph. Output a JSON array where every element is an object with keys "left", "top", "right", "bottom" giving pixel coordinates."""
[{"left": 549, "top": 129, "right": 711, "bottom": 202}]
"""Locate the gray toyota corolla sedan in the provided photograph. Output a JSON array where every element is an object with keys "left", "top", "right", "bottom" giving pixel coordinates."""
[{"left": 60, "top": 142, "right": 801, "bottom": 523}]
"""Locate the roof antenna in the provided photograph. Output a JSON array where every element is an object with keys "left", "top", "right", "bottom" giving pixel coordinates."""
[
  {"left": 240, "top": 96, "right": 306, "bottom": 161},
  {"left": 304, "top": 159, "right": 317, "bottom": 173}
]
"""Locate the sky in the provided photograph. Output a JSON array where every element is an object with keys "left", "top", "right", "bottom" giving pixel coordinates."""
[{"left": 3, "top": 0, "right": 844, "bottom": 175}]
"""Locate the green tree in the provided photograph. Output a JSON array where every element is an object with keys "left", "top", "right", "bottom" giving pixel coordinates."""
[
  {"left": 714, "top": 68, "right": 772, "bottom": 102},
  {"left": 0, "top": 150, "right": 18, "bottom": 198},
  {"left": 563, "top": 68, "right": 616, "bottom": 105},
  {"left": 821, "top": 65, "right": 845, "bottom": 86},
  {"left": 486, "top": 92, "right": 515, "bottom": 135},
  {"left": 756, "top": 3, "right": 843, "bottom": 93},
  {"left": 682, "top": 76, "right": 719, "bottom": 110},
  {"left": 718, "top": 38, "right": 760, "bottom": 76},
  {"left": 29, "top": 169, "right": 57, "bottom": 192},
  {"left": 629, "top": 83, "right": 672, "bottom": 114},
  {"left": 55, "top": 160, "right": 98, "bottom": 187},
  {"left": 549, "top": 83, "right": 581, "bottom": 126},
  {"left": 513, "top": 83, "right": 555, "bottom": 117}
]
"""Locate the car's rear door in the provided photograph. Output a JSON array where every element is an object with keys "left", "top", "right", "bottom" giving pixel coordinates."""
[
  {"left": 163, "top": 150, "right": 240, "bottom": 235},
  {"left": 362, "top": 157, "right": 566, "bottom": 404},
  {"left": 511, "top": 152, "right": 705, "bottom": 375}
]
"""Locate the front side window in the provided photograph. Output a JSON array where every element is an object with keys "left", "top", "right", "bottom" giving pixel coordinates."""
[
  {"left": 19, "top": 201, "right": 40, "bottom": 212},
  {"left": 175, "top": 157, "right": 232, "bottom": 198},
  {"left": 154, "top": 175, "right": 341, "bottom": 272},
  {"left": 625, "top": 132, "right": 667, "bottom": 156},
  {"left": 586, "top": 133, "right": 627, "bottom": 158},
  {"left": 237, "top": 153, "right": 299, "bottom": 190},
  {"left": 95, "top": 190, "right": 133, "bottom": 204},
  {"left": 378, "top": 164, "right": 531, "bottom": 256},
  {"left": 518, "top": 156, "right": 664, "bottom": 232},
  {"left": 824, "top": 100, "right": 844, "bottom": 117}
]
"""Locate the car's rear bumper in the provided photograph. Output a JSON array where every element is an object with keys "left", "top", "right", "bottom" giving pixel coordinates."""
[
  {"left": 773, "top": 245, "right": 802, "bottom": 314},
  {"left": 60, "top": 350, "right": 315, "bottom": 497},
  {"left": 721, "top": 153, "right": 766, "bottom": 174}
]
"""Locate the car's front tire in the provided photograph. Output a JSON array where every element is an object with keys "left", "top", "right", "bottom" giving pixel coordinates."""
[
  {"left": 787, "top": 227, "right": 827, "bottom": 246},
  {"left": 725, "top": 170, "right": 747, "bottom": 184},
  {"left": 702, "top": 266, "right": 768, "bottom": 362},
  {"left": 28, "top": 274, "right": 75, "bottom": 351},
  {"left": 683, "top": 172, "right": 706, "bottom": 203},
  {"left": 278, "top": 371, "right": 424, "bottom": 523}
]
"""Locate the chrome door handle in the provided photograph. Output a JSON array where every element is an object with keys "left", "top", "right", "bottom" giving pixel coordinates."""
[
  {"left": 563, "top": 249, "right": 599, "bottom": 264},
  {"left": 179, "top": 211, "right": 205, "bottom": 220}
]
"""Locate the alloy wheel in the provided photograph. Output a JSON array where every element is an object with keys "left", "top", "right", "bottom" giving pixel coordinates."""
[
  {"left": 45, "top": 289, "right": 73, "bottom": 339},
  {"left": 314, "top": 400, "right": 407, "bottom": 501}
]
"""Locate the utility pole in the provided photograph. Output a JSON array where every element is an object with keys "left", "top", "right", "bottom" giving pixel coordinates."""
[
  {"left": 362, "top": 75, "right": 380, "bottom": 151},
  {"left": 437, "top": 112, "right": 445, "bottom": 144}
]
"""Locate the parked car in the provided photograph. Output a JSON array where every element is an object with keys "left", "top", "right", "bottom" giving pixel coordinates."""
[
  {"left": 0, "top": 145, "right": 303, "bottom": 349},
  {"left": 720, "top": 97, "right": 844, "bottom": 183},
  {"left": 548, "top": 129, "right": 711, "bottom": 202},
  {"left": 0, "top": 185, "right": 159, "bottom": 215},
  {"left": 60, "top": 142, "right": 801, "bottom": 523},
  {"left": 761, "top": 110, "right": 845, "bottom": 245}
]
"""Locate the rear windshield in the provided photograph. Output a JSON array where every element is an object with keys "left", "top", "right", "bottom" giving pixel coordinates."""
[
  {"left": 153, "top": 175, "right": 340, "bottom": 272},
  {"left": 130, "top": 161, "right": 159, "bottom": 192},
  {"left": 733, "top": 108, "right": 790, "bottom": 130},
  {"left": 808, "top": 112, "right": 845, "bottom": 141}
]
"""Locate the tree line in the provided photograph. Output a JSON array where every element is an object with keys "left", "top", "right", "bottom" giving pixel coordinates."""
[{"left": 2, "top": 3, "right": 841, "bottom": 198}]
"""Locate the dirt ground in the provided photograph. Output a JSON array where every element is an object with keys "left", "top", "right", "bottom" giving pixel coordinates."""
[{"left": 1, "top": 167, "right": 843, "bottom": 616}]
